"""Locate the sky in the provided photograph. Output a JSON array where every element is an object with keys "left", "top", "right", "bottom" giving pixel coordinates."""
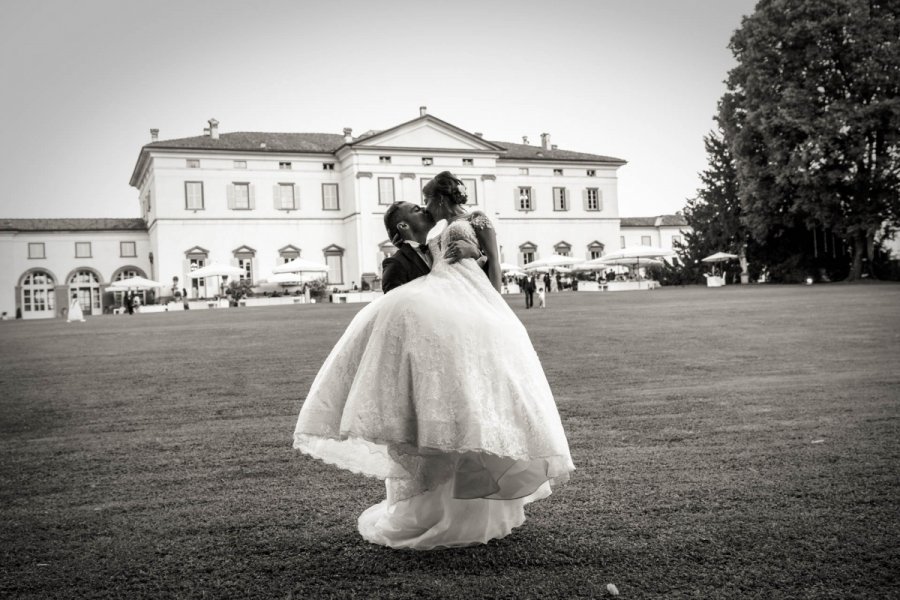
[{"left": 0, "top": 0, "right": 757, "bottom": 219}]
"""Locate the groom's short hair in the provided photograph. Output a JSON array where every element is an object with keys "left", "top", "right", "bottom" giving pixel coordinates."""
[{"left": 384, "top": 202, "right": 405, "bottom": 240}]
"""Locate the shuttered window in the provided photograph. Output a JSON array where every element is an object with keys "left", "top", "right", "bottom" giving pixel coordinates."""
[
  {"left": 322, "top": 184, "right": 339, "bottom": 210},
  {"left": 462, "top": 178, "right": 477, "bottom": 205},
  {"left": 584, "top": 188, "right": 601, "bottom": 211},
  {"left": 228, "top": 183, "right": 254, "bottom": 210},
  {"left": 274, "top": 184, "right": 296, "bottom": 210},
  {"left": 185, "top": 181, "right": 204, "bottom": 210},
  {"left": 378, "top": 178, "right": 395, "bottom": 205},
  {"left": 516, "top": 187, "right": 533, "bottom": 211},
  {"left": 553, "top": 187, "right": 568, "bottom": 211}
]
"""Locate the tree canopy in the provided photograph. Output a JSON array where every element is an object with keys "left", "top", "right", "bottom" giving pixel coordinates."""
[{"left": 719, "top": 0, "right": 900, "bottom": 280}]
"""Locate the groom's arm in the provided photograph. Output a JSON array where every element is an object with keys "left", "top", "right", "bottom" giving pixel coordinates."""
[{"left": 381, "top": 256, "right": 410, "bottom": 294}]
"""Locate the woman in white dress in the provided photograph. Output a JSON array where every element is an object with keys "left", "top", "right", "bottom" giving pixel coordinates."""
[
  {"left": 293, "top": 171, "right": 574, "bottom": 550},
  {"left": 67, "top": 293, "right": 85, "bottom": 323}
]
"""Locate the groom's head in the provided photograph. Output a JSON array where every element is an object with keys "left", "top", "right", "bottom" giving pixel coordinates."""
[{"left": 384, "top": 201, "right": 434, "bottom": 246}]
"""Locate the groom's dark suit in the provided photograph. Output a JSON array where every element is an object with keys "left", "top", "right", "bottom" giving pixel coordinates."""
[{"left": 381, "top": 243, "right": 430, "bottom": 294}]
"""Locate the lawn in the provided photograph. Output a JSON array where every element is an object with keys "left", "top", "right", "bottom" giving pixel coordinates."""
[{"left": 1, "top": 284, "right": 898, "bottom": 599}]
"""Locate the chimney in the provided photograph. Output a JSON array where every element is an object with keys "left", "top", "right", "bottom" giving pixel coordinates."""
[
  {"left": 474, "top": 132, "right": 483, "bottom": 138},
  {"left": 208, "top": 118, "right": 219, "bottom": 140},
  {"left": 343, "top": 127, "right": 353, "bottom": 143},
  {"left": 150, "top": 128, "right": 159, "bottom": 142},
  {"left": 522, "top": 135, "right": 529, "bottom": 145},
  {"left": 541, "top": 133, "right": 550, "bottom": 150},
  {"left": 419, "top": 106, "right": 427, "bottom": 117}
]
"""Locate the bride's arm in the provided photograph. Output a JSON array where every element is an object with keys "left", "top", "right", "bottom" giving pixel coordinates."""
[{"left": 470, "top": 212, "right": 501, "bottom": 292}]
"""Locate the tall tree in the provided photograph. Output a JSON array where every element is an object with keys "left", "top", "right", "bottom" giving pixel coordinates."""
[
  {"left": 720, "top": 0, "right": 900, "bottom": 280},
  {"left": 679, "top": 127, "right": 747, "bottom": 282}
]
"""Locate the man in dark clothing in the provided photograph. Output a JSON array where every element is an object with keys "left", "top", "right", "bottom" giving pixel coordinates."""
[
  {"left": 523, "top": 275, "right": 536, "bottom": 308},
  {"left": 381, "top": 201, "right": 481, "bottom": 293}
]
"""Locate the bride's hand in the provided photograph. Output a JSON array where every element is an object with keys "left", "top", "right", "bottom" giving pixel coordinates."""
[{"left": 445, "top": 240, "right": 481, "bottom": 264}]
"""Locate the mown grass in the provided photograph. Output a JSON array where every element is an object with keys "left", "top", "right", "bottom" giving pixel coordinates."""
[{"left": 1, "top": 284, "right": 898, "bottom": 599}]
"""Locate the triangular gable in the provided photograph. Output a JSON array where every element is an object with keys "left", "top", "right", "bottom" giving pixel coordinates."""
[
  {"left": 322, "top": 243, "right": 345, "bottom": 254},
  {"left": 232, "top": 245, "right": 256, "bottom": 256},
  {"left": 184, "top": 245, "right": 209, "bottom": 257},
  {"left": 278, "top": 244, "right": 301, "bottom": 254},
  {"left": 350, "top": 115, "right": 506, "bottom": 152}
]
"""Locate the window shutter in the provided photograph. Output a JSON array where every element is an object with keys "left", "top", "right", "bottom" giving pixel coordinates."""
[
  {"left": 597, "top": 190, "right": 603, "bottom": 211},
  {"left": 227, "top": 184, "right": 235, "bottom": 210},
  {"left": 582, "top": 188, "right": 588, "bottom": 210},
  {"left": 528, "top": 187, "right": 534, "bottom": 210},
  {"left": 562, "top": 188, "right": 569, "bottom": 210},
  {"left": 273, "top": 185, "right": 281, "bottom": 209},
  {"left": 292, "top": 185, "right": 298, "bottom": 210},
  {"left": 513, "top": 188, "right": 519, "bottom": 210},
  {"left": 249, "top": 184, "right": 256, "bottom": 209}
]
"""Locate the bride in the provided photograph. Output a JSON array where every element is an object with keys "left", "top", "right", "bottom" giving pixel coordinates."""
[{"left": 293, "top": 171, "right": 574, "bottom": 550}]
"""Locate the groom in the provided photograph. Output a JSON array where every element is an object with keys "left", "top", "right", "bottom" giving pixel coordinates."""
[{"left": 381, "top": 201, "right": 482, "bottom": 293}]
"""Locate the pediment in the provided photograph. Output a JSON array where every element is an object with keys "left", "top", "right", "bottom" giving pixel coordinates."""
[
  {"left": 232, "top": 245, "right": 256, "bottom": 256},
  {"left": 351, "top": 115, "right": 505, "bottom": 152},
  {"left": 184, "top": 245, "right": 209, "bottom": 257}
]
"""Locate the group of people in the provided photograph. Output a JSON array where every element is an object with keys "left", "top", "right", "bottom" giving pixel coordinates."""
[{"left": 292, "top": 171, "right": 574, "bottom": 550}]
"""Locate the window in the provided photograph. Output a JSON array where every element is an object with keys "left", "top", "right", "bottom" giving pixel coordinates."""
[
  {"left": 378, "top": 156, "right": 391, "bottom": 164},
  {"left": 185, "top": 181, "right": 204, "bottom": 210},
  {"left": 322, "top": 183, "right": 340, "bottom": 210},
  {"left": 553, "top": 168, "right": 563, "bottom": 176},
  {"left": 21, "top": 270, "right": 55, "bottom": 313},
  {"left": 120, "top": 241, "right": 136, "bottom": 257},
  {"left": 238, "top": 258, "right": 253, "bottom": 283},
  {"left": 519, "top": 242, "right": 537, "bottom": 266},
  {"left": 672, "top": 234, "right": 682, "bottom": 247},
  {"left": 553, "top": 188, "right": 568, "bottom": 211},
  {"left": 588, "top": 242, "right": 605, "bottom": 260},
  {"left": 189, "top": 258, "right": 206, "bottom": 288},
  {"left": 585, "top": 188, "right": 601, "bottom": 211},
  {"left": 276, "top": 184, "right": 296, "bottom": 210},
  {"left": 517, "top": 187, "right": 533, "bottom": 211},
  {"left": 232, "top": 183, "right": 250, "bottom": 210},
  {"left": 462, "top": 158, "right": 473, "bottom": 167},
  {"left": 75, "top": 242, "right": 92, "bottom": 258},
  {"left": 279, "top": 161, "right": 292, "bottom": 170},
  {"left": 279, "top": 245, "right": 300, "bottom": 263},
  {"left": 28, "top": 243, "right": 45, "bottom": 259},
  {"left": 554, "top": 242, "right": 571, "bottom": 257},
  {"left": 378, "top": 178, "right": 395, "bottom": 205},
  {"left": 620, "top": 236, "right": 626, "bottom": 249},
  {"left": 68, "top": 269, "right": 101, "bottom": 314},
  {"left": 641, "top": 236, "right": 652, "bottom": 246},
  {"left": 186, "top": 159, "right": 200, "bottom": 168},
  {"left": 322, "top": 162, "right": 335, "bottom": 170},
  {"left": 233, "top": 160, "right": 247, "bottom": 169},
  {"left": 587, "top": 169, "right": 596, "bottom": 177},
  {"left": 324, "top": 245, "right": 344, "bottom": 284},
  {"left": 518, "top": 167, "right": 529, "bottom": 175},
  {"left": 421, "top": 157, "right": 433, "bottom": 166},
  {"left": 461, "top": 178, "right": 477, "bottom": 204}
]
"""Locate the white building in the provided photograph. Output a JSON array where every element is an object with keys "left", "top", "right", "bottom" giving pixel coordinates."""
[
  {"left": 619, "top": 215, "right": 690, "bottom": 250},
  {"left": 0, "top": 110, "right": 690, "bottom": 319}
]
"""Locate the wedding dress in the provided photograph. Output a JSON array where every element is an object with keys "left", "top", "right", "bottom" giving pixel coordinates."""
[{"left": 293, "top": 214, "right": 574, "bottom": 549}]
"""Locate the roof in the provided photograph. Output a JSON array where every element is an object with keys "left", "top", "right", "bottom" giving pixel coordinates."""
[
  {"left": 0, "top": 218, "right": 147, "bottom": 232},
  {"left": 620, "top": 215, "right": 688, "bottom": 228},
  {"left": 143, "top": 131, "right": 624, "bottom": 164},
  {"left": 490, "top": 140, "right": 625, "bottom": 164},
  {"left": 145, "top": 132, "right": 345, "bottom": 153}
]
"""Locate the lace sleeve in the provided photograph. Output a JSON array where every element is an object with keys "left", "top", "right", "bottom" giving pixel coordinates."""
[{"left": 469, "top": 213, "right": 493, "bottom": 230}]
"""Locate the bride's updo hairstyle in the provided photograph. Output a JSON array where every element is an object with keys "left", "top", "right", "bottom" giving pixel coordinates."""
[{"left": 423, "top": 171, "right": 468, "bottom": 205}]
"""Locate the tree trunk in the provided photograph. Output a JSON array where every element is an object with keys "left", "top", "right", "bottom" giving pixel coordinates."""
[{"left": 848, "top": 231, "right": 865, "bottom": 281}]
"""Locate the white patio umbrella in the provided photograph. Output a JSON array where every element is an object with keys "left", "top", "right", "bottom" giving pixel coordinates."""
[
  {"left": 500, "top": 262, "right": 525, "bottom": 273},
  {"left": 701, "top": 251, "right": 740, "bottom": 263},
  {"left": 588, "top": 256, "right": 665, "bottom": 268},
  {"left": 599, "top": 246, "right": 676, "bottom": 261},
  {"left": 272, "top": 257, "right": 330, "bottom": 275},
  {"left": 189, "top": 262, "right": 244, "bottom": 296},
  {"left": 523, "top": 254, "right": 578, "bottom": 270},
  {"left": 701, "top": 251, "right": 739, "bottom": 277},
  {"left": 107, "top": 276, "right": 163, "bottom": 290},
  {"left": 261, "top": 272, "right": 323, "bottom": 285}
]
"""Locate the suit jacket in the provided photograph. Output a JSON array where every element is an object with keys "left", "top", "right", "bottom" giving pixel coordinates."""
[
  {"left": 523, "top": 276, "right": 536, "bottom": 293},
  {"left": 381, "top": 243, "right": 430, "bottom": 294}
]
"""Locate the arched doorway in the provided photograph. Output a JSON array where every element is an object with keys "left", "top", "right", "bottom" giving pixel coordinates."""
[
  {"left": 67, "top": 268, "right": 103, "bottom": 316},
  {"left": 111, "top": 266, "right": 149, "bottom": 306},
  {"left": 19, "top": 269, "right": 57, "bottom": 319}
]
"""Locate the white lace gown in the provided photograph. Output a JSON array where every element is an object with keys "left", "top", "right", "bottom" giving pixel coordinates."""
[{"left": 293, "top": 215, "right": 575, "bottom": 550}]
